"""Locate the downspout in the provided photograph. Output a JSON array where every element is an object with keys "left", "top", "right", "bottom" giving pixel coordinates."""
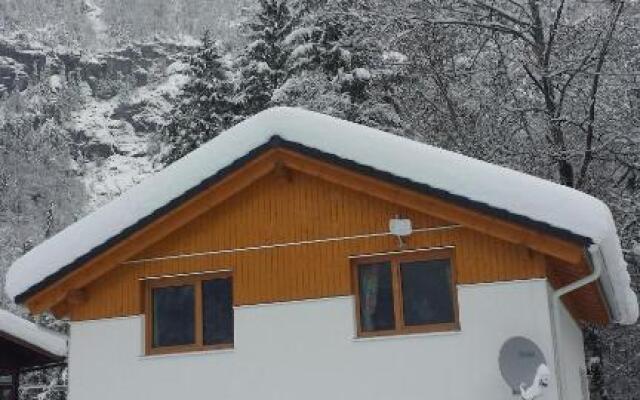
[{"left": 550, "top": 244, "right": 603, "bottom": 400}]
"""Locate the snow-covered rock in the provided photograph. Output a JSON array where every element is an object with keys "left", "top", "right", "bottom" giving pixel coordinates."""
[
  {"left": 63, "top": 41, "right": 190, "bottom": 207},
  {"left": 353, "top": 67, "right": 371, "bottom": 80},
  {"left": 382, "top": 51, "right": 408, "bottom": 64},
  {"left": 0, "top": 56, "right": 29, "bottom": 95},
  {"left": 70, "top": 81, "right": 172, "bottom": 207},
  {"left": 165, "top": 60, "right": 189, "bottom": 75}
]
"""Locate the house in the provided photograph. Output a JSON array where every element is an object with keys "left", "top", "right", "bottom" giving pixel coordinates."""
[
  {"left": 0, "top": 309, "right": 67, "bottom": 400},
  {"left": 4, "top": 107, "right": 638, "bottom": 400}
]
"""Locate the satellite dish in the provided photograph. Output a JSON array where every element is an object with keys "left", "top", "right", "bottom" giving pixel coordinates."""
[{"left": 499, "top": 336, "right": 547, "bottom": 394}]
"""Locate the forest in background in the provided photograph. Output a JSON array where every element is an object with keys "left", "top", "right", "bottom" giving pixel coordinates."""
[{"left": 0, "top": 0, "right": 639, "bottom": 398}]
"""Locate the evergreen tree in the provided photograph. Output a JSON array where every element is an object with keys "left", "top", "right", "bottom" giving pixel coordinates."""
[
  {"left": 238, "top": 0, "right": 297, "bottom": 115},
  {"left": 161, "top": 31, "right": 241, "bottom": 164},
  {"left": 279, "top": 0, "right": 404, "bottom": 132}
]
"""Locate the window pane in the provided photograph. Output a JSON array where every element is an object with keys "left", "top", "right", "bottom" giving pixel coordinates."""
[
  {"left": 202, "top": 278, "right": 234, "bottom": 345},
  {"left": 152, "top": 285, "right": 195, "bottom": 347},
  {"left": 401, "top": 259, "right": 455, "bottom": 326},
  {"left": 0, "top": 388, "right": 13, "bottom": 400},
  {"left": 358, "top": 262, "right": 395, "bottom": 332},
  {"left": 0, "top": 375, "right": 12, "bottom": 400}
]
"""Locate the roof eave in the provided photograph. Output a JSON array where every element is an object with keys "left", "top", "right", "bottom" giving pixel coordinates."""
[
  {"left": 0, "top": 330, "right": 67, "bottom": 361},
  {"left": 14, "top": 135, "right": 593, "bottom": 305}
]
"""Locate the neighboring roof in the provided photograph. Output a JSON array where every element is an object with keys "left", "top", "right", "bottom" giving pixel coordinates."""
[
  {"left": 4, "top": 107, "right": 638, "bottom": 324},
  {"left": 0, "top": 309, "right": 67, "bottom": 358}
]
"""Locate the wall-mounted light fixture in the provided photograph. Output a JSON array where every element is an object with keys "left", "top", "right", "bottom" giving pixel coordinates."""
[{"left": 389, "top": 217, "right": 412, "bottom": 247}]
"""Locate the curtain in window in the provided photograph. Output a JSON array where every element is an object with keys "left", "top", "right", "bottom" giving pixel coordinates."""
[{"left": 360, "top": 267, "right": 379, "bottom": 331}]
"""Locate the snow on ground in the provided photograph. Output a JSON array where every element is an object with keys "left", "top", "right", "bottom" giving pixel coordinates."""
[
  {"left": 83, "top": 156, "right": 157, "bottom": 209},
  {"left": 0, "top": 309, "right": 67, "bottom": 357},
  {"left": 131, "top": 71, "right": 189, "bottom": 107},
  {"left": 83, "top": 0, "right": 108, "bottom": 48}
]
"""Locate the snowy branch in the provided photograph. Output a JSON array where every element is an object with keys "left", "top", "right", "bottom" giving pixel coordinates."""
[{"left": 426, "top": 18, "right": 536, "bottom": 46}]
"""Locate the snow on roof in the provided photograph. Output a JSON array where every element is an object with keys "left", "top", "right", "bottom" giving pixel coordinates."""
[
  {"left": 0, "top": 309, "right": 67, "bottom": 358},
  {"left": 5, "top": 107, "right": 638, "bottom": 324}
]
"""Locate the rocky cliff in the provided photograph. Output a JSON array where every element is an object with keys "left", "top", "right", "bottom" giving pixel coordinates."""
[{"left": 0, "top": 32, "right": 195, "bottom": 207}]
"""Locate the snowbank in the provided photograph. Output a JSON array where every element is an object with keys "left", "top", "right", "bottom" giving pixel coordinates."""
[
  {"left": 5, "top": 107, "right": 638, "bottom": 324},
  {"left": 0, "top": 309, "right": 67, "bottom": 357}
]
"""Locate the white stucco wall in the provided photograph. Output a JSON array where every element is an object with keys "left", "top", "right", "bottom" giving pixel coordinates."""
[
  {"left": 68, "top": 279, "right": 583, "bottom": 400},
  {"left": 550, "top": 287, "right": 588, "bottom": 400}
]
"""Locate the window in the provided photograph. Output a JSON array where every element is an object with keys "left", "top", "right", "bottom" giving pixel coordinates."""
[
  {"left": 0, "top": 374, "right": 14, "bottom": 400},
  {"left": 145, "top": 272, "right": 233, "bottom": 355},
  {"left": 352, "top": 249, "right": 458, "bottom": 337},
  {"left": 152, "top": 284, "right": 195, "bottom": 347}
]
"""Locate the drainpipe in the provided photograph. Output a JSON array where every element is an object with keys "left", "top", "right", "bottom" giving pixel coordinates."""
[{"left": 550, "top": 244, "right": 603, "bottom": 400}]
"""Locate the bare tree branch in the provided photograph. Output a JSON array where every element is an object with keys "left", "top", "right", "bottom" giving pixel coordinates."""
[
  {"left": 543, "top": 0, "right": 567, "bottom": 68},
  {"left": 462, "top": 0, "right": 532, "bottom": 27},
  {"left": 577, "top": 1, "right": 625, "bottom": 188},
  {"left": 426, "top": 18, "right": 537, "bottom": 46}
]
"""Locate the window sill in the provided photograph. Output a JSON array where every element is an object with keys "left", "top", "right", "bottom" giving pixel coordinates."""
[
  {"left": 139, "top": 347, "right": 235, "bottom": 360},
  {"left": 352, "top": 329, "right": 462, "bottom": 343}
]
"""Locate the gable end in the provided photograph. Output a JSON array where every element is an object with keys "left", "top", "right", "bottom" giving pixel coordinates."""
[{"left": 17, "top": 136, "right": 594, "bottom": 318}]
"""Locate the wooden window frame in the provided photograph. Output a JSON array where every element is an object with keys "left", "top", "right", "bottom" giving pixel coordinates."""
[
  {"left": 144, "top": 271, "right": 233, "bottom": 355},
  {"left": 351, "top": 248, "right": 460, "bottom": 338}
]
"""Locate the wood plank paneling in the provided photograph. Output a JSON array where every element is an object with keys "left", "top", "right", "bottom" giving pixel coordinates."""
[
  {"left": 27, "top": 148, "right": 588, "bottom": 315},
  {"left": 70, "top": 170, "right": 547, "bottom": 321},
  {"left": 546, "top": 256, "right": 610, "bottom": 324}
]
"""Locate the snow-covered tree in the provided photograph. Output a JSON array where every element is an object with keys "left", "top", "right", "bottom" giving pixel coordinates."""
[
  {"left": 277, "top": 0, "right": 404, "bottom": 131},
  {"left": 377, "top": 1, "right": 640, "bottom": 396},
  {"left": 161, "top": 31, "right": 241, "bottom": 163},
  {"left": 237, "top": 0, "right": 298, "bottom": 115},
  {"left": 0, "top": 82, "right": 86, "bottom": 311}
]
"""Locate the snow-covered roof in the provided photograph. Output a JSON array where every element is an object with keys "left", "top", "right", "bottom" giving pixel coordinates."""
[
  {"left": 0, "top": 309, "right": 67, "bottom": 358},
  {"left": 5, "top": 107, "right": 638, "bottom": 324}
]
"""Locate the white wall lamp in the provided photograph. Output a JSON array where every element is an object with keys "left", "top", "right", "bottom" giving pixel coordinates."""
[{"left": 389, "top": 217, "right": 412, "bottom": 248}]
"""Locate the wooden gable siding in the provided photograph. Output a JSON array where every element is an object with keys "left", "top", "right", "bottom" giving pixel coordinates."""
[
  {"left": 546, "top": 256, "right": 609, "bottom": 324},
  {"left": 69, "top": 169, "right": 548, "bottom": 321},
  {"left": 25, "top": 147, "right": 587, "bottom": 314}
]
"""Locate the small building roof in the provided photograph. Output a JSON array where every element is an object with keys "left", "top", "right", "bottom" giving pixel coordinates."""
[
  {"left": 4, "top": 107, "right": 638, "bottom": 324},
  {"left": 0, "top": 309, "right": 67, "bottom": 364}
]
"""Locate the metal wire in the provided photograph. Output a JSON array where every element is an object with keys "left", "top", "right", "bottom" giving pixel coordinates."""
[
  {"left": 139, "top": 269, "right": 233, "bottom": 281},
  {"left": 124, "top": 224, "right": 462, "bottom": 265},
  {"left": 347, "top": 245, "right": 456, "bottom": 259}
]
